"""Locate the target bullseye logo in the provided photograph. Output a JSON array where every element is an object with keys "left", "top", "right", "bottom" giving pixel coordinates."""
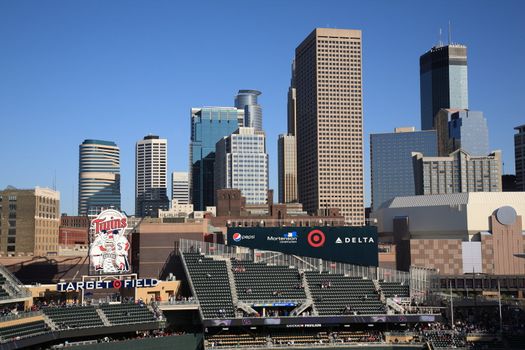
[
  {"left": 112, "top": 280, "right": 122, "bottom": 289},
  {"left": 307, "top": 229, "right": 326, "bottom": 248}
]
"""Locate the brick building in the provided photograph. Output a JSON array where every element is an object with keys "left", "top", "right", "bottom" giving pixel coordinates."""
[
  {"left": 59, "top": 215, "right": 89, "bottom": 246},
  {"left": 210, "top": 189, "right": 345, "bottom": 228},
  {"left": 0, "top": 186, "right": 60, "bottom": 256}
]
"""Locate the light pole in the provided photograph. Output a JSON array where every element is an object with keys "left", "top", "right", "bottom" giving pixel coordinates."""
[
  {"left": 498, "top": 279, "right": 503, "bottom": 334},
  {"left": 449, "top": 280, "right": 454, "bottom": 327}
]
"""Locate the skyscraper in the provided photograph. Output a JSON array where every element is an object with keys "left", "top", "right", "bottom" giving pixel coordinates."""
[
  {"left": 235, "top": 90, "right": 262, "bottom": 131},
  {"left": 190, "top": 107, "right": 244, "bottom": 211},
  {"left": 135, "top": 135, "right": 169, "bottom": 217},
  {"left": 215, "top": 127, "right": 269, "bottom": 205},
  {"left": 278, "top": 134, "right": 298, "bottom": 204},
  {"left": 172, "top": 171, "right": 189, "bottom": 205},
  {"left": 278, "top": 61, "right": 298, "bottom": 204},
  {"left": 435, "top": 109, "right": 489, "bottom": 156},
  {"left": 78, "top": 139, "right": 120, "bottom": 216},
  {"left": 287, "top": 61, "right": 297, "bottom": 136},
  {"left": 515, "top": 124, "right": 525, "bottom": 191},
  {"left": 370, "top": 127, "right": 437, "bottom": 211},
  {"left": 420, "top": 44, "right": 468, "bottom": 130},
  {"left": 295, "top": 28, "right": 364, "bottom": 225},
  {"left": 412, "top": 149, "right": 502, "bottom": 195}
]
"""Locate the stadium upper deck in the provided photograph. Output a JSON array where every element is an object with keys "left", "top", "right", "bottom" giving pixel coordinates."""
[{"left": 178, "top": 239, "right": 441, "bottom": 327}]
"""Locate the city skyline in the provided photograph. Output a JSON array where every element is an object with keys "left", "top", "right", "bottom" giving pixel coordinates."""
[{"left": 1, "top": 1, "right": 523, "bottom": 215}]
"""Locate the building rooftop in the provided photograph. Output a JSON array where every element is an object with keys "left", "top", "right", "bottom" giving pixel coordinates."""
[
  {"left": 381, "top": 192, "right": 525, "bottom": 210},
  {"left": 237, "top": 90, "right": 261, "bottom": 96},
  {"left": 515, "top": 125, "right": 525, "bottom": 132},
  {"left": 82, "top": 139, "right": 117, "bottom": 146}
]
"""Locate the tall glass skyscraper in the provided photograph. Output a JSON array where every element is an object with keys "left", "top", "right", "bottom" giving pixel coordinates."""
[
  {"left": 420, "top": 44, "right": 468, "bottom": 130},
  {"left": 190, "top": 107, "right": 244, "bottom": 210},
  {"left": 215, "top": 127, "right": 269, "bottom": 205},
  {"left": 515, "top": 124, "right": 525, "bottom": 191},
  {"left": 78, "top": 139, "right": 120, "bottom": 216},
  {"left": 235, "top": 90, "right": 262, "bottom": 131},
  {"left": 370, "top": 128, "right": 437, "bottom": 211}
]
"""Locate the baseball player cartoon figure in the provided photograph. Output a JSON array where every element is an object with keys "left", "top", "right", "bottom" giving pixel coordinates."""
[
  {"left": 89, "top": 210, "right": 130, "bottom": 273},
  {"left": 113, "top": 229, "right": 130, "bottom": 271}
]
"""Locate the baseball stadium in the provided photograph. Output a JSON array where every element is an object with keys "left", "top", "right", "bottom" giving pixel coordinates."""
[{"left": 0, "top": 209, "right": 524, "bottom": 349}]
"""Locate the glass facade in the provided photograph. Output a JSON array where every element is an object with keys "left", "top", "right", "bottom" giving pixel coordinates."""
[
  {"left": 515, "top": 125, "right": 525, "bottom": 191},
  {"left": 370, "top": 129, "right": 437, "bottom": 211},
  {"left": 234, "top": 90, "right": 262, "bottom": 131},
  {"left": 190, "top": 107, "right": 244, "bottom": 211},
  {"left": 420, "top": 45, "right": 468, "bottom": 130},
  {"left": 449, "top": 110, "right": 489, "bottom": 156},
  {"left": 78, "top": 139, "right": 120, "bottom": 216}
]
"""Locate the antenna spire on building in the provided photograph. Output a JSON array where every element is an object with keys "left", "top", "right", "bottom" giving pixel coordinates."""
[{"left": 448, "top": 20, "right": 452, "bottom": 44}]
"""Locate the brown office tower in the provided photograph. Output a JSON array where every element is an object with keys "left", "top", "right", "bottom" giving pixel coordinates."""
[
  {"left": 295, "top": 28, "right": 364, "bottom": 225},
  {"left": 0, "top": 186, "right": 60, "bottom": 256}
]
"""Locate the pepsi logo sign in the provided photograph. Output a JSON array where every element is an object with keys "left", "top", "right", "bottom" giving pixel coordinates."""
[{"left": 232, "top": 233, "right": 242, "bottom": 242}]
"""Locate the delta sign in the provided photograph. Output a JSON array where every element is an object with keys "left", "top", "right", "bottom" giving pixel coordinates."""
[{"left": 227, "top": 226, "right": 378, "bottom": 266}]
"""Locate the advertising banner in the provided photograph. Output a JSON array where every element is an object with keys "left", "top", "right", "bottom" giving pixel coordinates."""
[
  {"left": 227, "top": 226, "right": 378, "bottom": 266},
  {"left": 57, "top": 278, "right": 159, "bottom": 292},
  {"left": 203, "top": 314, "right": 440, "bottom": 328}
]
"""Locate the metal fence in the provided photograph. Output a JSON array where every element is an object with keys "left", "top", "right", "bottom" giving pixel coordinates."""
[{"left": 178, "top": 239, "right": 437, "bottom": 302}]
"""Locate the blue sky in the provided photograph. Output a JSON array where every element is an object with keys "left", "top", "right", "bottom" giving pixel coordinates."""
[{"left": 1, "top": 0, "right": 523, "bottom": 215}]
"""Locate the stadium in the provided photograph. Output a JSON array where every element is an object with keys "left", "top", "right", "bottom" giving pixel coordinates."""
[{"left": 0, "top": 209, "right": 523, "bottom": 349}]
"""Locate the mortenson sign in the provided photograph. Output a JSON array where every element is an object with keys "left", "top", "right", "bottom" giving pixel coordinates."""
[{"left": 227, "top": 226, "right": 378, "bottom": 266}]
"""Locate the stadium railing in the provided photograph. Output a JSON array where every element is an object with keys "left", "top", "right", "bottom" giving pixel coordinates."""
[
  {"left": 0, "top": 311, "right": 42, "bottom": 323},
  {"left": 0, "top": 265, "right": 31, "bottom": 300}
]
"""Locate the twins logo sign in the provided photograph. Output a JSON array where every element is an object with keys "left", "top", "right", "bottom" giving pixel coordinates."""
[{"left": 89, "top": 209, "right": 130, "bottom": 274}]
